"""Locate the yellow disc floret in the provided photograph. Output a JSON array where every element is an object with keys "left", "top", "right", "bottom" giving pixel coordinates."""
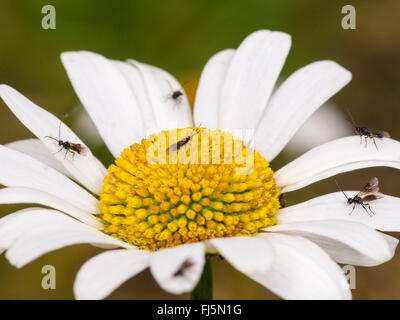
[{"left": 98, "top": 127, "right": 281, "bottom": 251}]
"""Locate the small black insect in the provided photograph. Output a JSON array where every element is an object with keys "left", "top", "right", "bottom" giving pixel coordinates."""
[
  {"left": 347, "top": 109, "right": 390, "bottom": 150},
  {"left": 170, "top": 89, "right": 184, "bottom": 102},
  {"left": 278, "top": 194, "right": 286, "bottom": 208},
  {"left": 165, "top": 80, "right": 185, "bottom": 105},
  {"left": 44, "top": 122, "right": 87, "bottom": 159},
  {"left": 335, "top": 177, "right": 384, "bottom": 216},
  {"left": 167, "top": 130, "right": 198, "bottom": 152},
  {"left": 173, "top": 259, "right": 195, "bottom": 278}
]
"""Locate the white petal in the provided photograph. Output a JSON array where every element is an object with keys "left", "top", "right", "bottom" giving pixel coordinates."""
[
  {"left": 71, "top": 108, "right": 104, "bottom": 147},
  {"left": 0, "top": 145, "right": 99, "bottom": 213},
  {"left": 0, "top": 85, "right": 107, "bottom": 194},
  {"left": 61, "top": 51, "right": 145, "bottom": 157},
  {"left": 0, "top": 208, "right": 63, "bottom": 254},
  {"left": 276, "top": 136, "right": 400, "bottom": 192},
  {"left": 253, "top": 233, "right": 351, "bottom": 300},
  {"left": 194, "top": 49, "right": 235, "bottom": 129},
  {"left": 112, "top": 60, "right": 158, "bottom": 135},
  {"left": 0, "top": 208, "right": 93, "bottom": 254},
  {"left": 127, "top": 59, "right": 193, "bottom": 132},
  {"left": 277, "top": 191, "right": 400, "bottom": 232},
  {"left": 255, "top": 61, "right": 351, "bottom": 161},
  {"left": 74, "top": 249, "right": 149, "bottom": 300},
  {"left": 6, "top": 139, "right": 73, "bottom": 178},
  {"left": 208, "top": 236, "right": 274, "bottom": 275},
  {"left": 267, "top": 220, "right": 397, "bottom": 266},
  {"left": 219, "top": 30, "right": 291, "bottom": 130},
  {"left": 0, "top": 208, "right": 42, "bottom": 254},
  {"left": 0, "top": 187, "right": 102, "bottom": 228},
  {"left": 150, "top": 243, "right": 205, "bottom": 295},
  {"left": 1, "top": 209, "right": 131, "bottom": 268},
  {"left": 284, "top": 102, "right": 352, "bottom": 157},
  {"left": 381, "top": 233, "right": 399, "bottom": 257}
]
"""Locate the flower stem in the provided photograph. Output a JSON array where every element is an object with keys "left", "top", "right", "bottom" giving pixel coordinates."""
[{"left": 191, "top": 256, "right": 213, "bottom": 300}]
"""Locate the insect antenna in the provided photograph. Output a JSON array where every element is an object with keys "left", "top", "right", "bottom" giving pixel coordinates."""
[
  {"left": 345, "top": 109, "right": 360, "bottom": 136},
  {"left": 334, "top": 179, "right": 350, "bottom": 201},
  {"left": 44, "top": 135, "right": 59, "bottom": 142},
  {"left": 58, "top": 121, "right": 62, "bottom": 141},
  {"left": 345, "top": 109, "right": 357, "bottom": 128}
]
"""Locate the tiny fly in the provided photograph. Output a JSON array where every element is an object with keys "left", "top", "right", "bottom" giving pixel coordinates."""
[
  {"left": 335, "top": 177, "right": 384, "bottom": 216},
  {"left": 165, "top": 79, "right": 184, "bottom": 105},
  {"left": 347, "top": 109, "right": 390, "bottom": 149},
  {"left": 167, "top": 130, "right": 198, "bottom": 152},
  {"left": 44, "top": 122, "right": 87, "bottom": 159},
  {"left": 173, "top": 259, "right": 195, "bottom": 278}
]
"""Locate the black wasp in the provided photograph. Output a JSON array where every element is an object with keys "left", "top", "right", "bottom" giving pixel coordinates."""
[
  {"left": 173, "top": 259, "right": 195, "bottom": 278},
  {"left": 167, "top": 130, "right": 198, "bottom": 152},
  {"left": 165, "top": 79, "right": 185, "bottom": 105},
  {"left": 45, "top": 122, "right": 87, "bottom": 159},
  {"left": 347, "top": 110, "right": 390, "bottom": 149},
  {"left": 335, "top": 177, "right": 384, "bottom": 216}
]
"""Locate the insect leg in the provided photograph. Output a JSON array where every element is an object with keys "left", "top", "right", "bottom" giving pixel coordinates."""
[
  {"left": 364, "top": 203, "right": 374, "bottom": 216},
  {"left": 164, "top": 93, "right": 172, "bottom": 104},
  {"left": 372, "top": 137, "right": 379, "bottom": 150},
  {"left": 53, "top": 147, "right": 64, "bottom": 155},
  {"left": 361, "top": 204, "right": 373, "bottom": 217},
  {"left": 349, "top": 203, "right": 356, "bottom": 215}
]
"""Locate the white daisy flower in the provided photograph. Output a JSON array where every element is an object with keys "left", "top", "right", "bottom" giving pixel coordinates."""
[{"left": 1, "top": 29, "right": 400, "bottom": 300}]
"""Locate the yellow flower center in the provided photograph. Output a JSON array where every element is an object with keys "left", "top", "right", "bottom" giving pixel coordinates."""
[{"left": 98, "top": 127, "right": 280, "bottom": 251}]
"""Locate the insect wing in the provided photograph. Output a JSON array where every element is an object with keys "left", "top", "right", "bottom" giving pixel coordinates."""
[
  {"left": 361, "top": 192, "right": 384, "bottom": 202},
  {"left": 78, "top": 145, "right": 88, "bottom": 155},
  {"left": 359, "top": 177, "right": 379, "bottom": 194},
  {"left": 167, "top": 142, "right": 179, "bottom": 152},
  {"left": 357, "top": 177, "right": 384, "bottom": 201},
  {"left": 167, "top": 137, "right": 187, "bottom": 152},
  {"left": 372, "top": 130, "right": 391, "bottom": 138},
  {"left": 170, "top": 131, "right": 197, "bottom": 151},
  {"left": 70, "top": 143, "right": 87, "bottom": 155},
  {"left": 173, "top": 259, "right": 194, "bottom": 277}
]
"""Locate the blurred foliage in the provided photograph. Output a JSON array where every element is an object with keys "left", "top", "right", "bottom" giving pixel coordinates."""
[{"left": 0, "top": 0, "right": 400, "bottom": 299}]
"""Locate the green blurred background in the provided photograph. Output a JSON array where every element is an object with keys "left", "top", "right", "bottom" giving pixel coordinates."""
[{"left": 0, "top": 0, "right": 400, "bottom": 299}]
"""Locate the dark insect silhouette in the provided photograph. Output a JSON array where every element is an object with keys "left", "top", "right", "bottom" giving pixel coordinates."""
[
  {"left": 45, "top": 122, "right": 87, "bottom": 159},
  {"left": 278, "top": 194, "right": 286, "bottom": 208},
  {"left": 347, "top": 109, "right": 390, "bottom": 150},
  {"left": 167, "top": 130, "right": 198, "bottom": 152},
  {"left": 165, "top": 79, "right": 185, "bottom": 105},
  {"left": 335, "top": 177, "right": 384, "bottom": 216},
  {"left": 173, "top": 259, "right": 195, "bottom": 278}
]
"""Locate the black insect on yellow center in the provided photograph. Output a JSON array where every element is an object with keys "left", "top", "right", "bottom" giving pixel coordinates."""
[{"left": 98, "top": 127, "right": 281, "bottom": 251}]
